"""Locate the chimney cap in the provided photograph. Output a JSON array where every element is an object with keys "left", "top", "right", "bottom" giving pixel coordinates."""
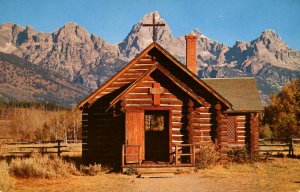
[{"left": 185, "top": 35, "right": 197, "bottom": 40}]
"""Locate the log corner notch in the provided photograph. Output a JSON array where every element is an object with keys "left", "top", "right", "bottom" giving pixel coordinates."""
[
  {"left": 215, "top": 103, "right": 228, "bottom": 162},
  {"left": 250, "top": 113, "right": 259, "bottom": 154}
]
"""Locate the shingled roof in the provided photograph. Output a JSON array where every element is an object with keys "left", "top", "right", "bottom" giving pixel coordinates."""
[{"left": 202, "top": 78, "right": 263, "bottom": 112}]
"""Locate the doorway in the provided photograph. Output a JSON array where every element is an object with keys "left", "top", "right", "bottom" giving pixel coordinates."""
[{"left": 144, "top": 110, "right": 169, "bottom": 162}]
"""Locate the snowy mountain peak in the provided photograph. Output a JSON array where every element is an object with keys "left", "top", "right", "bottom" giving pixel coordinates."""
[{"left": 118, "top": 11, "right": 172, "bottom": 59}]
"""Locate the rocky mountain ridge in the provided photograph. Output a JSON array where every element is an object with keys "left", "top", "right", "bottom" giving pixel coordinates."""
[{"left": 0, "top": 11, "right": 299, "bottom": 105}]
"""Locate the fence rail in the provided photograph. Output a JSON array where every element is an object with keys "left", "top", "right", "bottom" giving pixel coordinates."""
[
  {"left": 174, "top": 144, "right": 195, "bottom": 166},
  {"left": 259, "top": 138, "right": 300, "bottom": 156},
  {"left": 0, "top": 140, "right": 82, "bottom": 157}
]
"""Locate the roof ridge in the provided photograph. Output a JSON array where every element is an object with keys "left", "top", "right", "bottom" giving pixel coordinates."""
[{"left": 202, "top": 77, "right": 255, "bottom": 80}]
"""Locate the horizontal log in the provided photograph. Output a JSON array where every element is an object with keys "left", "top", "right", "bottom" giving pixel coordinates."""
[
  {"left": 193, "top": 125, "right": 212, "bottom": 130},
  {"left": 125, "top": 99, "right": 152, "bottom": 104},
  {"left": 194, "top": 107, "right": 210, "bottom": 112},
  {"left": 120, "top": 74, "right": 141, "bottom": 79},
  {"left": 192, "top": 113, "right": 211, "bottom": 118},
  {"left": 171, "top": 137, "right": 185, "bottom": 142},
  {"left": 125, "top": 104, "right": 152, "bottom": 107},
  {"left": 128, "top": 67, "right": 151, "bottom": 72},
  {"left": 124, "top": 94, "right": 178, "bottom": 99},
  {"left": 172, "top": 130, "right": 187, "bottom": 135},
  {"left": 193, "top": 128, "right": 211, "bottom": 132},
  {"left": 115, "top": 77, "right": 137, "bottom": 82},
  {"left": 193, "top": 129, "right": 211, "bottom": 133},
  {"left": 192, "top": 119, "right": 211, "bottom": 123},
  {"left": 141, "top": 55, "right": 152, "bottom": 59},
  {"left": 172, "top": 118, "right": 185, "bottom": 123},
  {"left": 236, "top": 133, "right": 246, "bottom": 137},
  {"left": 135, "top": 59, "right": 155, "bottom": 64},
  {"left": 172, "top": 115, "right": 184, "bottom": 120},
  {"left": 192, "top": 123, "right": 212, "bottom": 127},
  {"left": 191, "top": 132, "right": 211, "bottom": 137},
  {"left": 130, "top": 88, "right": 150, "bottom": 93},
  {"left": 135, "top": 81, "right": 155, "bottom": 87},
  {"left": 171, "top": 124, "right": 183, "bottom": 129},
  {"left": 171, "top": 111, "right": 184, "bottom": 117}
]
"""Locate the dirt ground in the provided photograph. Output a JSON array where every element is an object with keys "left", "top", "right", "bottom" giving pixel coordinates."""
[{"left": 13, "top": 158, "right": 300, "bottom": 192}]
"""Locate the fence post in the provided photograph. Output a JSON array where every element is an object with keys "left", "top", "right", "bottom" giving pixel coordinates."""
[
  {"left": 138, "top": 145, "right": 142, "bottom": 166},
  {"left": 192, "top": 144, "right": 196, "bottom": 166},
  {"left": 175, "top": 145, "right": 178, "bottom": 166},
  {"left": 122, "top": 145, "right": 125, "bottom": 167},
  {"left": 289, "top": 138, "right": 294, "bottom": 156},
  {"left": 57, "top": 140, "right": 61, "bottom": 158}
]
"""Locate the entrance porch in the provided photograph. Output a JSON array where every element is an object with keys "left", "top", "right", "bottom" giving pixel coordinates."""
[{"left": 121, "top": 144, "right": 196, "bottom": 173}]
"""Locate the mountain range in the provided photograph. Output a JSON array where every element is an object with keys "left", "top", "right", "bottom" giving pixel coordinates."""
[{"left": 0, "top": 11, "right": 299, "bottom": 106}]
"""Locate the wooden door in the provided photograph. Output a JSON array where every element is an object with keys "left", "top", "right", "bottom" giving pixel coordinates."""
[
  {"left": 145, "top": 110, "right": 169, "bottom": 162},
  {"left": 125, "top": 111, "right": 145, "bottom": 163}
]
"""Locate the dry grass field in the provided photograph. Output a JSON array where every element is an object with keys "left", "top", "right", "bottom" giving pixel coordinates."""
[
  {"left": 11, "top": 158, "right": 300, "bottom": 192},
  {"left": 1, "top": 143, "right": 299, "bottom": 192}
]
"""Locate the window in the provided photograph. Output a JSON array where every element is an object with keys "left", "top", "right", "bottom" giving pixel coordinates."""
[
  {"left": 227, "top": 116, "right": 237, "bottom": 141},
  {"left": 145, "top": 113, "right": 164, "bottom": 131}
]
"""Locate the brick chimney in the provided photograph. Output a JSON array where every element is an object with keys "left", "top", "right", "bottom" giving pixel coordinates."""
[{"left": 185, "top": 35, "right": 197, "bottom": 75}]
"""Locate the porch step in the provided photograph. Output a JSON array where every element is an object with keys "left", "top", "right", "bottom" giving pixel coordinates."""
[
  {"left": 123, "top": 167, "right": 194, "bottom": 174},
  {"left": 140, "top": 173, "right": 174, "bottom": 178}
]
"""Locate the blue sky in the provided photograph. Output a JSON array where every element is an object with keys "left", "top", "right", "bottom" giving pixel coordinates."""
[{"left": 1, "top": 0, "right": 300, "bottom": 49}]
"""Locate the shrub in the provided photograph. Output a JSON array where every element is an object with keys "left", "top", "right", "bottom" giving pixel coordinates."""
[
  {"left": 227, "top": 147, "right": 259, "bottom": 163},
  {"left": 0, "top": 161, "right": 15, "bottom": 192},
  {"left": 124, "top": 168, "right": 139, "bottom": 175},
  {"left": 195, "top": 142, "right": 220, "bottom": 169},
  {"left": 80, "top": 164, "right": 102, "bottom": 176},
  {"left": 259, "top": 124, "right": 273, "bottom": 140},
  {"left": 9, "top": 153, "right": 78, "bottom": 178}
]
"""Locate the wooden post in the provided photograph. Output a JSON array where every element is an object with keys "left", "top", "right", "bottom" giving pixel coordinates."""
[
  {"left": 289, "top": 138, "right": 294, "bottom": 156},
  {"left": 122, "top": 144, "right": 125, "bottom": 167},
  {"left": 175, "top": 145, "right": 178, "bottom": 166},
  {"left": 57, "top": 140, "right": 61, "bottom": 158},
  {"left": 192, "top": 144, "right": 196, "bottom": 166},
  {"left": 250, "top": 113, "right": 259, "bottom": 154},
  {"left": 215, "top": 103, "right": 228, "bottom": 162},
  {"left": 187, "top": 100, "right": 194, "bottom": 144},
  {"left": 138, "top": 145, "right": 142, "bottom": 166}
]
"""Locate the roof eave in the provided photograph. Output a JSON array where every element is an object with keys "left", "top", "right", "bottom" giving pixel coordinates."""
[
  {"left": 77, "top": 43, "right": 157, "bottom": 110},
  {"left": 152, "top": 43, "right": 232, "bottom": 108},
  {"left": 224, "top": 109, "right": 263, "bottom": 114}
]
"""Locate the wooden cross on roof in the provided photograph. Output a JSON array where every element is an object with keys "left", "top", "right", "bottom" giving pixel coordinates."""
[{"left": 142, "top": 13, "right": 165, "bottom": 42}]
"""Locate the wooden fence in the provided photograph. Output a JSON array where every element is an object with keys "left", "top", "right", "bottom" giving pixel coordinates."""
[
  {"left": 0, "top": 140, "right": 82, "bottom": 157},
  {"left": 259, "top": 138, "right": 300, "bottom": 156}
]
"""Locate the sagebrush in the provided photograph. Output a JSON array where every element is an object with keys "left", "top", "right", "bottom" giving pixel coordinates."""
[
  {"left": 0, "top": 161, "right": 15, "bottom": 192},
  {"left": 80, "top": 164, "right": 102, "bottom": 176},
  {"left": 195, "top": 142, "right": 220, "bottom": 169},
  {"left": 9, "top": 153, "right": 78, "bottom": 178},
  {"left": 227, "top": 147, "right": 260, "bottom": 163}
]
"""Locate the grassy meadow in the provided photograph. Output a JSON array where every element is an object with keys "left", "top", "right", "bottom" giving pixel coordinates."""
[{"left": 2, "top": 157, "right": 298, "bottom": 192}]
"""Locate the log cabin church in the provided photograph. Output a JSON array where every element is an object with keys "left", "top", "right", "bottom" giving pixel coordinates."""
[{"left": 78, "top": 35, "right": 263, "bottom": 171}]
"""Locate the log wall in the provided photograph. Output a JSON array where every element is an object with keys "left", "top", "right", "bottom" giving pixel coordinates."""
[
  {"left": 82, "top": 97, "right": 124, "bottom": 166},
  {"left": 123, "top": 75, "right": 189, "bottom": 155},
  {"left": 191, "top": 106, "right": 213, "bottom": 144}
]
